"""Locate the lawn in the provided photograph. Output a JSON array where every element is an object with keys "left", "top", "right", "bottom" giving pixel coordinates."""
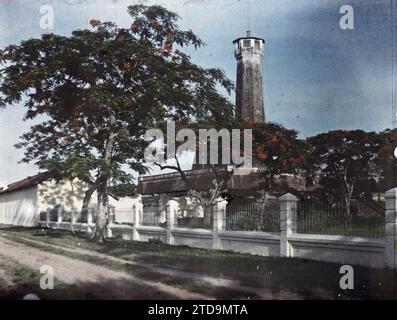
[{"left": 0, "top": 225, "right": 395, "bottom": 299}]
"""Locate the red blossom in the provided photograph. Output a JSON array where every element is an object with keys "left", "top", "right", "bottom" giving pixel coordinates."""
[
  {"left": 150, "top": 19, "right": 159, "bottom": 28},
  {"left": 89, "top": 19, "right": 100, "bottom": 27},
  {"left": 131, "top": 20, "right": 140, "bottom": 29},
  {"left": 123, "top": 62, "right": 131, "bottom": 70},
  {"left": 163, "top": 42, "right": 173, "bottom": 52}
]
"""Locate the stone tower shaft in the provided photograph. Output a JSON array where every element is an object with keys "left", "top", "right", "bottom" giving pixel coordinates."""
[{"left": 233, "top": 32, "right": 265, "bottom": 123}]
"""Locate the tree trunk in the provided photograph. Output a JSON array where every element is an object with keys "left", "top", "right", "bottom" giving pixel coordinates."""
[
  {"left": 203, "top": 204, "right": 212, "bottom": 226},
  {"left": 344, "top": 183, "right": 354, "bottom": 217},
  {"left": 345, "top": 198, "right": 351, "bottom": 216},
  {"left": 258, "top": 190, "right": 269, "bottom": 223},
  {"left": 91, "top": 109, "right": 117, "bottom": 242},
  {"left": 81, "top": 185, "right": 96, "bottom": 217},
  {"left": 93, "top": 188, "right": 109, "bottom": 243},
  {"left": 343, "top": 166, "right": 354, "bottom": 217}
]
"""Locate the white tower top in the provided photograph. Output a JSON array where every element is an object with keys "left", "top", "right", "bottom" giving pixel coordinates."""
[{"left": 233, "top": 31, "right": 265, "bottom": 59}]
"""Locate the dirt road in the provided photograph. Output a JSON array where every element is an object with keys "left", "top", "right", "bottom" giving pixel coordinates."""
[
  {"left": 0, "top": 233, "right": 304, "bottom": 299},
  {"left": 0, "top": 236, "right": 209, "bottom": 299}
]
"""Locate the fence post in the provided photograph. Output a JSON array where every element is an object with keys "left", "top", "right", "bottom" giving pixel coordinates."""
[
  {"left": 166, "top": 200, "right": 179, "bottom": 245},
  {"left": 46, "top": 208, "right": 51, "bottom": 223},
  {"left": 87, "top": 208, "right": 94, "bottom": 233},
  {"left": 133, "top": 201, "right": 143, "bottom": 241},
  {"left": 106, "top": 205, "right": 115, "bottom": 238},
  {"left": 385, "top": 188, "right": 397, "bottom": 268},
  {"left": 71, "top": 206, "right": 78, "bottom": 224},
  {"left": 57, "top": 206, "right": 63, "bottom": 224},
  {"left": 213, "top": 199, "right": 227, "bottom": 250},
  {"left": 279, "top": 193, "right": 298, "bottom": 257},
  {"left": 87, "top": 208, "right": 93, "bottom": 225}
]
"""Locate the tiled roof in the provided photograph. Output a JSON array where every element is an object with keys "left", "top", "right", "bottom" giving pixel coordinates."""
[{"left": 0, "top": 172, "right": 50, "bottom": 195}]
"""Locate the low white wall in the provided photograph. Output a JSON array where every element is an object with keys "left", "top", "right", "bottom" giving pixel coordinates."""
[
  {"left": 172, "top": 228, "right": 213, "bottom": 249},
  {"left": 289, "top": 234, "right": 385, "bottom": 268},
  {"left": 33, "top": 189, "right": 395, "bottom": 270},
  {"left": 112, "top": 224, "right": 134, "bottom": 240},
  {"left": 37, "top": 220, "right": 387, "bottom": 268},
  {"left": 136, "top": 226, "right": 167, "bottom": 242},
  {"left": 38, "top": 221, "right": 94, "bottom": 233},
  {"left": 219, "top": 230, "right": 280, "bottom": 257},
  {"left": 0, "top": 186, "right": 38, "bottom": 226},
  {"left": 39, "top": 221, "right": 137, "bottom": 237}
]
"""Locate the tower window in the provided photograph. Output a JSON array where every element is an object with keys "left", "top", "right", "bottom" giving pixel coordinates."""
[
  {"left": 243, "top": 40, "right": 251, "bottom": 47},
  {"left": 255, "top": 40, "right": 261, "bottom": 49}
]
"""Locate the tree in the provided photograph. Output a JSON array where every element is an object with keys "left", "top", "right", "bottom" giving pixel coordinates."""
[
  {"left": 0, "top": 5, "right": 235, "bottom": 241},
  {"left": 307, "top": 130, "right": 382, "bottom": 215},
  {"left": 249, "top": 122, "right": 309, "bottom": 212},
  {"left": 154, "top": 121, "right": 307, "bottom": 224},
  {"left": 109, "top": 183, "right": 137, "bottom": 198},
  {"left": 376, "top": 128, "right": 397, "bottom": 190},
  {"left": 155, "top": 156, "right": 234, "bottom": 226}
]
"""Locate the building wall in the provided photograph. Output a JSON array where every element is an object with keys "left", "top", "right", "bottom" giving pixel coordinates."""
[
  {"left": 0, "top": 186, "right": 39, "bottom": 226},
  {"left": 112, "top": 195, "right": 140, "bottom": 224},
  {"left": 0, "top": 178, "right": 139, "bottom": 227},
  {"left": 37, "top": 179, "right": 87, "bottom": 214},
  {"left": 37, "top": 179, "right": 138, "bottom": 224}
]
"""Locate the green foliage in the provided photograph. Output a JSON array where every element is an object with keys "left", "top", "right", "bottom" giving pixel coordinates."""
[
  {"left": 227, "top": 213, "right": 279, "bottom": 232},
  {"left": 147, "top": 237, "right": 164, "bottom": 245},
  {"left": 376, "top": 128, "right": 397, "bottom": 189},
  {"left": 109, "top": 183, "right": 137, "bottom": 197},
  {"left": 307, "top": 130, "right": 382, "bottom": 202},
  {"left": 243, "top": 122, "right": 310, "bottom": 193},
  {"left": 177, "top": 217, "right": 211, "bottom": 229},
  {"left": 0, "top": 5, "right": 236, "bottom": 200}
]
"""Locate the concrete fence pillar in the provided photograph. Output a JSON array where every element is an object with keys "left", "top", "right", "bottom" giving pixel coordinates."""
[
  {"left": 106, "top": 205, "right": 115, "bottom": 238},
  {"left": 57, "top": 206, "right": 63, "bottom": 224},
  {"left": 46, "top": 208, "right": 51, "bottom": 223},
  {"left": 213, "top": 199, "right": 227, "bottom": 250},
  {"left": 87, "top": 208, "right": 94, "bottom": 233},
  {"left": 166, "top": 200, "right": 179, "bottom": 245},
  {"left": 87, "top": 208, "right": 93, "bottom": 225},
  {"left": 279, "top": 193, "right": 298, "bottom": 257},
  {"left": 385, "top": 188, "right": 397, "bottom": 268},
  {"left": 133, "top": 201, "right": 143, "bottom": 241},
  {"left": 71, "top": 206, "right": 78, "bottom": 224}
]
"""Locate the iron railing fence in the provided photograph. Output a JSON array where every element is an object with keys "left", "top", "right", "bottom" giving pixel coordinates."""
[
  {"left": 141, "top": 209, "right": 165, "bottom": 227},
  {"left": 297, "top": 199, "right": 385, "bottom": 238},
  {"left": 226, "top": 198, "right": 279, "bottom": 232},
  {"left": 177, "top": 216, "right": 212, "bottom": 229}
]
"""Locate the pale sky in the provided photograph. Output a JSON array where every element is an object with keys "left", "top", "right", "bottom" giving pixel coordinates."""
[{"left": 0, "top": 0, "right": 395, "bottom": 186}]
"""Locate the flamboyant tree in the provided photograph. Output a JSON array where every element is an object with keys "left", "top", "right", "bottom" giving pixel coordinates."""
[
  {"left": 307, "top": 130, "right": 382, "bottom": 215},
  {"left": 155, "top": 156, "right": 235, "bottom": 226},
  {"left": 0, "top": 5, "right": 235, "bottom": 241},
  {"left": 155, "top": 121, "right": 308, "bottom": 224},
  {"left": 376, "top": 128, "right": 397, "bottom": 190},
  {"left": 249, "top": 122, "right": 309, "bottom": 210}
]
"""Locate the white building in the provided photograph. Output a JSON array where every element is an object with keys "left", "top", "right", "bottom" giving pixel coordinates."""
[{"left": 0, "top": 172, "right": 137, "bottom": 226}]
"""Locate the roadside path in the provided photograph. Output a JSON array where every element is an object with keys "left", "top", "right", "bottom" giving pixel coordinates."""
[
  {"left": 0, "top": 232, "right": 303, "bottom": 299},
  {"left": 0, "top": 235, "right": 209, "bottom": 299}
]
